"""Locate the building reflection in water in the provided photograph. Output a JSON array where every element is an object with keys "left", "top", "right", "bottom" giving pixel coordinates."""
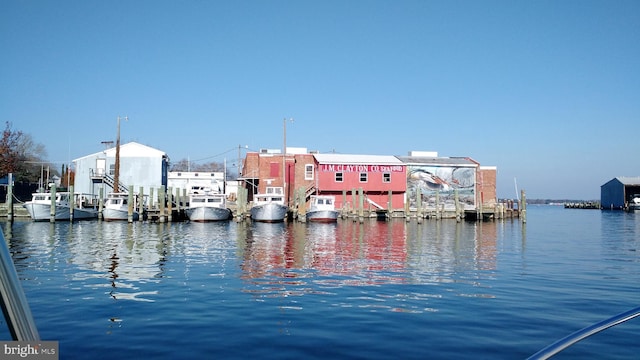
[{"left": 239, "top": 219, "right": 502, "bottom": 302}]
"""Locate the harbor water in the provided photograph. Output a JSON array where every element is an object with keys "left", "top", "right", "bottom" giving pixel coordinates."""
[{"left": 1, "top": 206, "right": 639, "bottom": 359}]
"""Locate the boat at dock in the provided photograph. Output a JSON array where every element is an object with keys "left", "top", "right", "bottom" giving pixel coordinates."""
[
  {"left": 23, "top": 191, "right": 99, "bottom": 221},
  {"left": 250, "top": 186, "right": 288, "bottom": 222},
  {"left": 627, "top": 195, "right": 640, "bottom": 212},
  {"left": 103, "top": 192, "right": 143, "bottom": 221},
  {"left": 306, "top": 195, "right": 339, "bottom": 223},
  {"left": 185, "top": 187, "right": 231, "bottom": 222}
]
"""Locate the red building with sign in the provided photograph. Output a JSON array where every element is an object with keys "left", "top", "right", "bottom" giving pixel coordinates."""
[
  {"left": 311, "top": 153, "right": 406, "bottom": 211},
  {"left": 240, "top": 150, "right": 407, "bottom": 212}
]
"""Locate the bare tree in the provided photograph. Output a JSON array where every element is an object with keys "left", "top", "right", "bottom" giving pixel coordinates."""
[
  {"left": 0, "top": 121, "right": 50, "bottom": 183},
  {"left": 170, "top": 158, "right": 225, "bottom": 173}
]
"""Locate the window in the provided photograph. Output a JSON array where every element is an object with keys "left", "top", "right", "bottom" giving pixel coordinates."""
[
  {"left": 383, "top": 172, "right": 391, "bottom": 183},
  {"left": 359, "top": 172, "right": 368, "bottom": 182},
  {"left": 305, "top": 164, "right": 314, "bottom": 180},
  {"left": 335, "top": 172, "right": 343, "bottom": 182},
  {"left": 109, "top": 164, "right": 115, "bottom": 176}
]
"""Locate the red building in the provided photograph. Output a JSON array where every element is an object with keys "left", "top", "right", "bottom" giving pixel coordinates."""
[
  {"left": 310, "top": 153, "right": 406, "bottom": 211},
  {"left": 240, "top": 149, "right": 496, "bottom": 215},
  {"left": 240, "top": 150, "right": 407, "bottom": 212}
]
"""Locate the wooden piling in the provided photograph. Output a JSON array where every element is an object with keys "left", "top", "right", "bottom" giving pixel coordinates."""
[
  {"left": 386, "top": 190, "right": 392, "bottom": 220},
  {"left": 521, "top": 189, "right": 527, "bottom": 223},
  {"left": 174, "top": 187, "right": 180, "bottom": 214},
  {"left": 358, "top": 187, "right": 364, "bottom": 223},
  {"left": 416, "top": 187, "right": 423, "bottom": 223},
  {"left": 128, "top": 186, "right": 134, "bottom": 223},
  {"left": 167, "top": 187, "right": 173, "bottom": 222},
  {"left": 159, "top": 187, "right": 166, "bottom": 223},
  {"left": 351, "top": 188, "right": 357, "bottom": 219},
  {"left": 6, "top": 173, "right": 13, "bottom": 222},
  {"left": 139, "top": 186, "right": 145, "bottom": 220},
  {"left": 404, "top": 196, "right": 410, "bottom": 222},
  {"left": 98, "top": 188, "right": 104, "bottom": 220},
  {"left": 49, "top": 185, "right": 56, "bottom": 223},
  {"left": 342, "top": 190, "right": 347, "bottom": 219},
  {"left": 455, "top": 189, "right": 461, "bottom": 222},
  {"left": 435, "top": 190, "right": 440, "bottom": 220},
  {"left": 69, "top": 185, "right": 75, "bottom": 222}
]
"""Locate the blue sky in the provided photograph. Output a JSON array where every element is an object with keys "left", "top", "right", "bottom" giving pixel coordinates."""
[{"left": 2, "top": 0, "right": 638, "bottom": 200}]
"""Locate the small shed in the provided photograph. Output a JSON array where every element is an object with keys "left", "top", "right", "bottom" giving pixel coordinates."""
[{"left": 600, "top": 177, "right": 640, "bottom": 210}]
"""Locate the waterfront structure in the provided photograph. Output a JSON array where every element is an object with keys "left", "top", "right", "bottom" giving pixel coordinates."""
[
  {"left": 241, "top": 148, "right": 311, "bottom": 208},
  {"left": 240, "top": 150, "right": 407, "bottom": 215},
  {"left": 240, "top": 148, "right": 499, "bottom": 219},
  {"left": 73, "top": 142, "right": 169, "bottom": 198},
  {"left": 311, "top": 153, "right": 406, "bottom": 212},
  {"left": 600, "top": 177, "right": 640, "bottom": 210},
  {"left": 396, "top": 151, "right": 497, "bottom": 214}
]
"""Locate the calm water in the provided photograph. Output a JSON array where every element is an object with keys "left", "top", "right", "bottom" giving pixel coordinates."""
[{"left": 1, "top": 206, "right": 639, "bottom": 359}]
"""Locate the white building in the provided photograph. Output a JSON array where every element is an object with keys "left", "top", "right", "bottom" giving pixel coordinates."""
[
  {"left": 168, "top": 171, "right": 224, "bottom": 194},
  {"left": 73, "top": 142, "right": 169, "bottom": 198}
]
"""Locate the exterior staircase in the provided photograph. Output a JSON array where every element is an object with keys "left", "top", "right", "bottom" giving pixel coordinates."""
[{"left": 91, "top": 173, "right": 129, "bottom": 193}]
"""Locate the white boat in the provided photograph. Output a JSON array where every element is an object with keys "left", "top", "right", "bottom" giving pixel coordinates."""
[
  {"left": 185, "top": 188, "right": 231, "bottom": 222},
  {"left": 250, "top": 186, "right": 288, "bottom": 222},
  {"left": 102, "top": 193, "right": 142, "bottom": 221},
  {"left": 628, "top": 195, "right": 640, "bottom": 212},
  {"left": 23, "top": 192, "right": 99, "bottom": 221},
  {"left": 306, "top": 195, "right": 339, "bottom": 223}
]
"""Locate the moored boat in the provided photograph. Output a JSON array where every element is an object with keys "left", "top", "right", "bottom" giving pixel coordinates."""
[
  {"left": 306, "top": 195, "right": 339, "bottom": 223},
  {"left": 23, "top": 192, "right": 99, "bottom": 221},
  {"left": 103, "top": 192, "right": 142, "bottom": 221},
  {"left": 250, "top": 187, "right": 288, "bottom": 222},
  {"left": 185, "top": 188, "right": 231, "bottom": 222},
  {"left": 628, "top": 195, "right": 640, "bottom": 212}
]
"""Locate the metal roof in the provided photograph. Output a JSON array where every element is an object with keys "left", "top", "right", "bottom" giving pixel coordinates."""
[
  {"left": 73, "top": 141, "right": 166, "bottom": 161},
  {"left": 396, "top": 156, "right": 478, "bottom": 167},
  {"left": 615, "top": 176, "right": 640, "bottom": 185},
  {"left": 313, "top": 153, "right": 404, "bottom": 165}
]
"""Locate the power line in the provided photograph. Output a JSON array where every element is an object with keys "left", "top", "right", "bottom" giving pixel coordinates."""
[{"left": 188, "top": 147, "right": 239, "bottom": 163}]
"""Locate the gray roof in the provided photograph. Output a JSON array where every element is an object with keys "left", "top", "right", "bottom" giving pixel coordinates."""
[
  {"left": 616, "top": 176, "right": 640, "bottom": 185},
  {"left": 396, "top": 156, "right": 478, "bottom": 167},
  {"left": 313, "top": 153, "right": 403, "bottom": 165}
]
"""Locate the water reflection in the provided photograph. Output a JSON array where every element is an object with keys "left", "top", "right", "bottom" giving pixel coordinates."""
[
  {"left": 68, "top": 222, "right": 163, "bottom": 302},
  {"left": 4, "top": 217, "right": 506, "bottom": 313},
  {"left": 239, "top": 219, "right": 502, "bottom": 309},
  {"left": 600, "top": 211, "right": 640, "bottom": 263}
]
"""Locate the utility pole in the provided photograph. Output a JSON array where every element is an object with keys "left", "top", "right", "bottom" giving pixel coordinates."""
[
  {"left": 283, "top": 118, "right": 294, "bottom": 206},
  {"left": 113, "top": 116, "right": 127, "bottom": 193}
]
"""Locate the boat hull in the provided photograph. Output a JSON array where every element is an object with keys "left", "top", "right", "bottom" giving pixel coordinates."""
[
  {"left": 185, "top": 206, "right": 231, "bottom": 222},
  {"left": 73, "top": 208, "right": 100, "bottom": 220},
  {"left": 306, "top": 210, "right": 340, "bottom": 223},
  {"left": 24, "top": 202, "right": 69, "bottom": 221},
  {"left": 103, "top": 208, "right": 140, "bottom": 221},
  {"left": 250, "top": 203, "right": 288, "bottom": 222},
  {"left": 23, "top": 203, "right": 98, "bottom": 221}
]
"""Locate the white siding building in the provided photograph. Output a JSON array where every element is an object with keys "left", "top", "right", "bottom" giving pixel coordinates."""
[{"left": 73, "top": 142, "right": 169, "bottom": 198}]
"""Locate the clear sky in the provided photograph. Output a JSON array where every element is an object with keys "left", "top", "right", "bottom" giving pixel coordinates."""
[{"left": 2, "top": 0, "right": 638, "bottom": 200}]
